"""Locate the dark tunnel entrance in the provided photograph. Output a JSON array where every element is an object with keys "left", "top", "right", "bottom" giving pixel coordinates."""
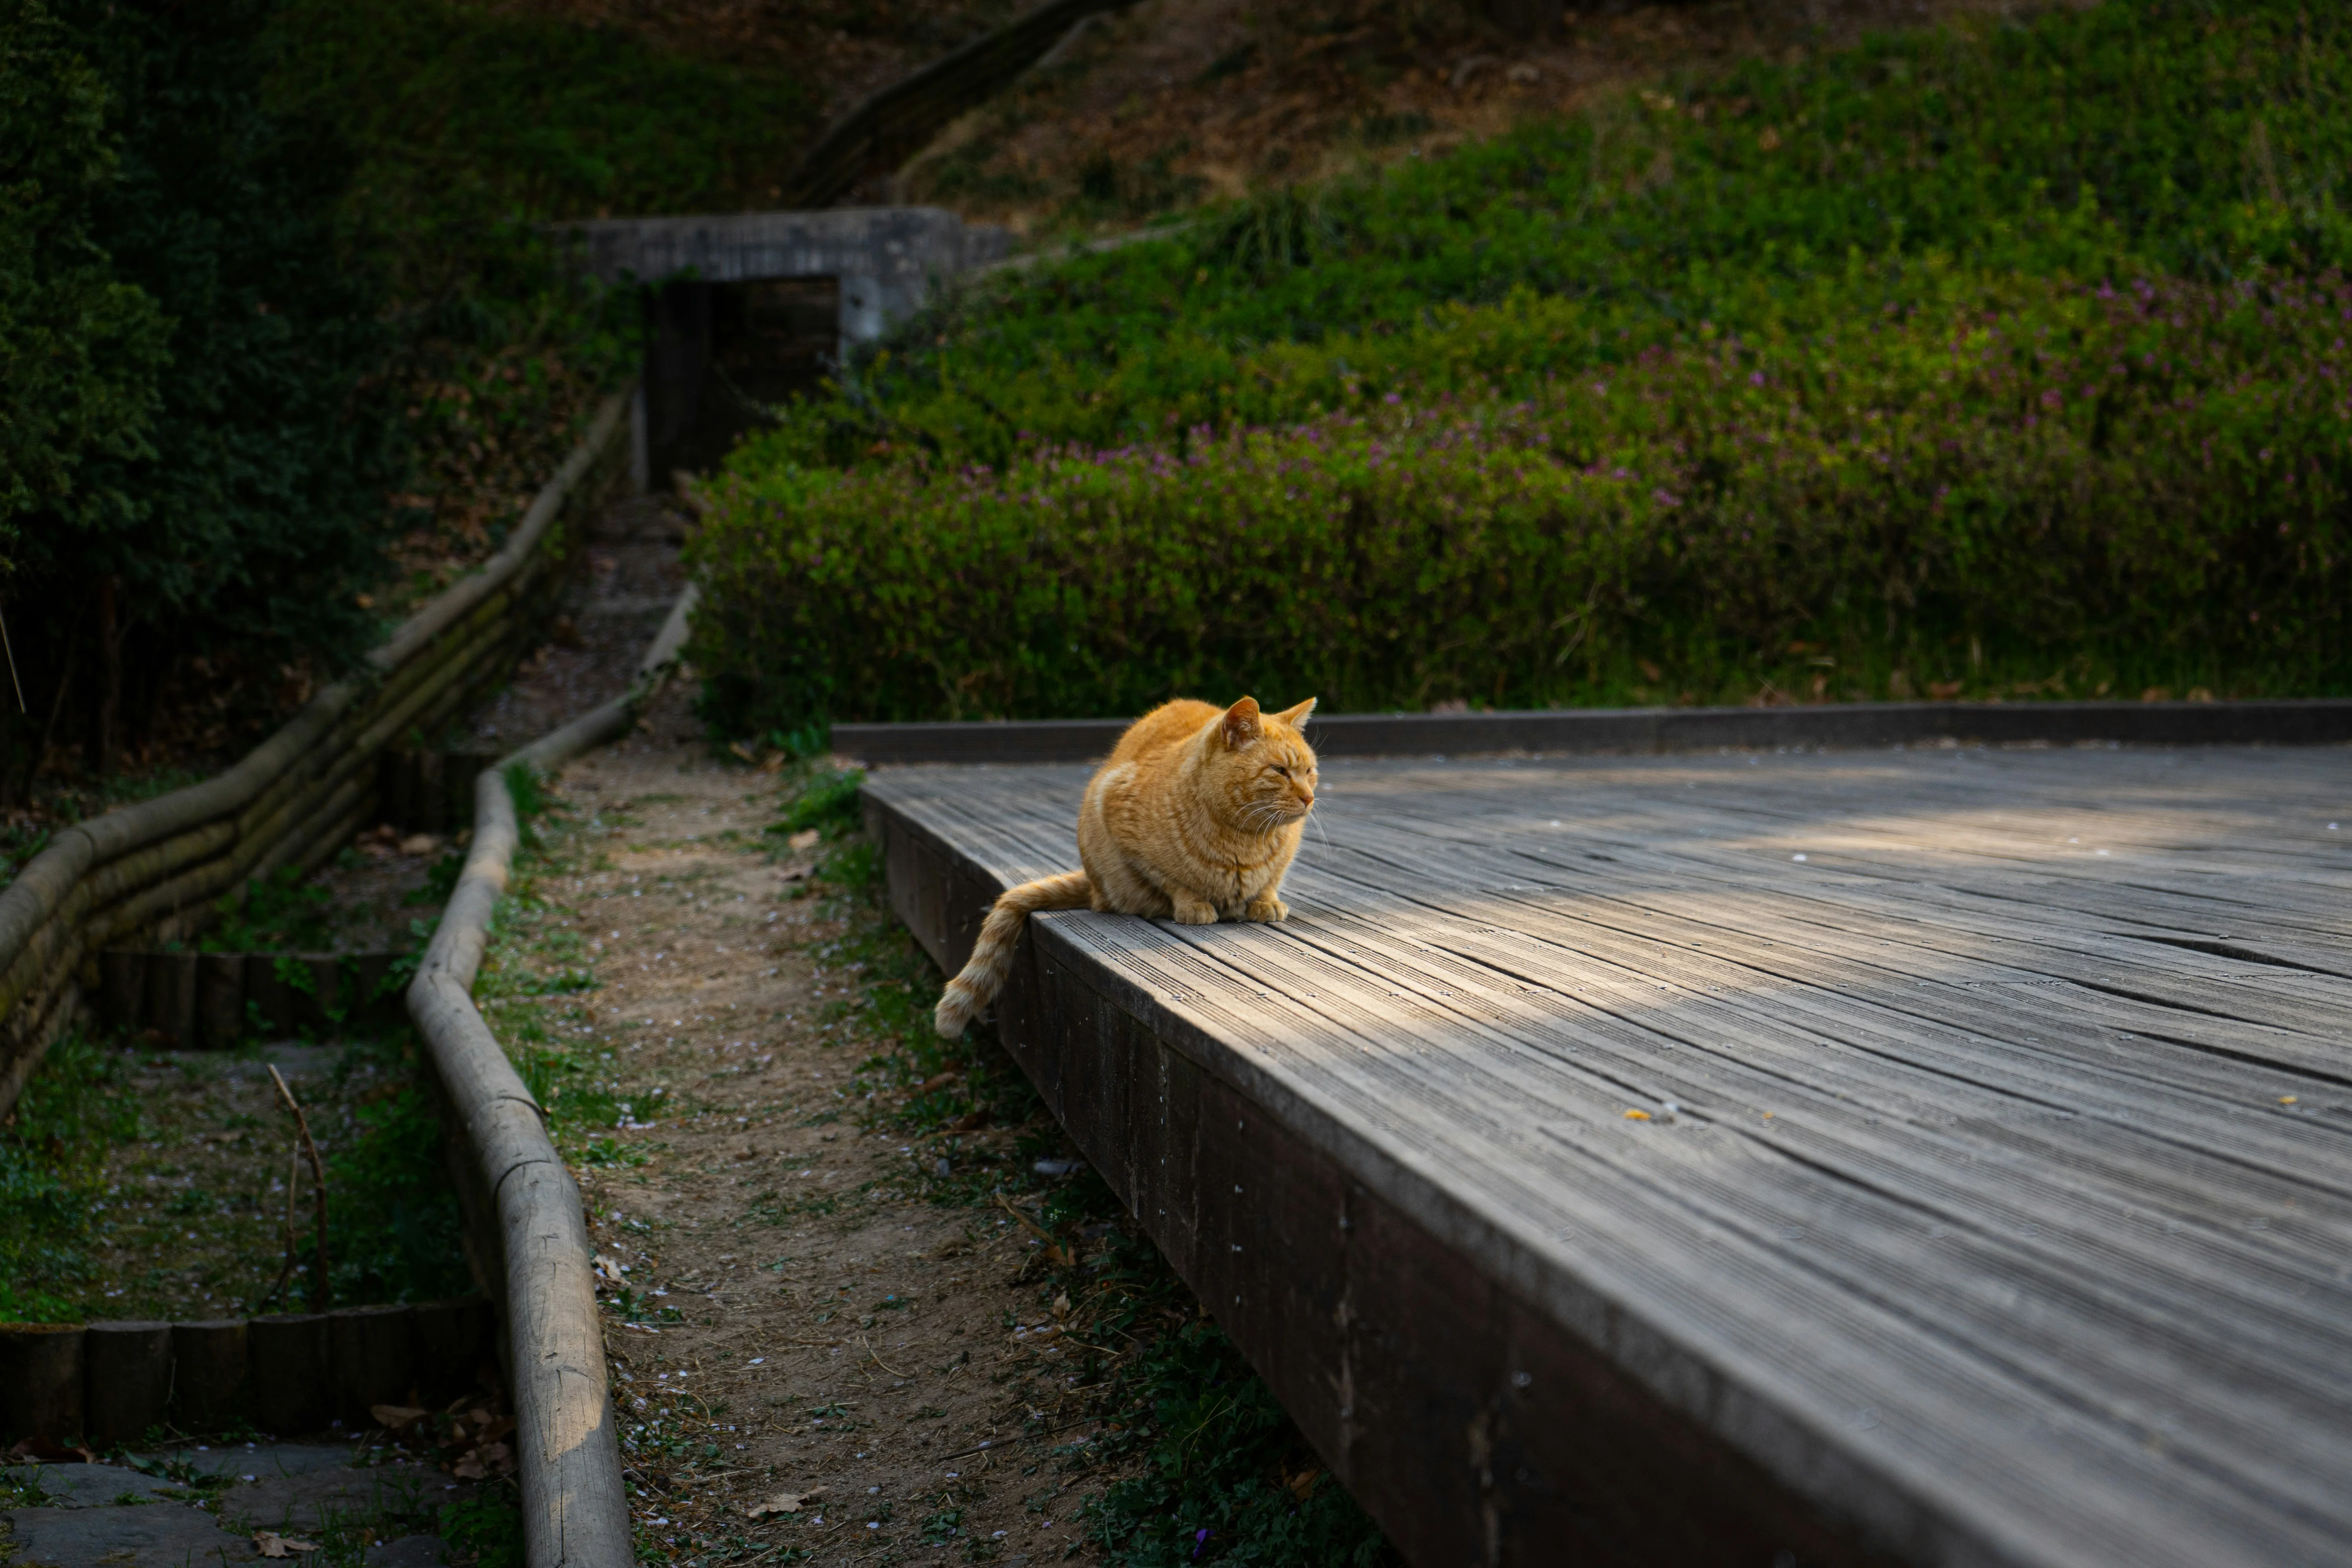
[{"left": 640, "top": 276, "right": 840, "bottom": 483}]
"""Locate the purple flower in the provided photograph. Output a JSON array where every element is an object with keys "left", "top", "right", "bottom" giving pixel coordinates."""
[{"left": 1749, "top": 372, "right": 1765, "bottom": 387}]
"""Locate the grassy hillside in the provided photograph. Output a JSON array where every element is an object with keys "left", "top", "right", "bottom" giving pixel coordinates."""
[
  {"left": 793, "top": 0, "right": 2352, "bottom": 467},
  {"left": 692, "top": 0, "right": 2352, "bottom": 731}
]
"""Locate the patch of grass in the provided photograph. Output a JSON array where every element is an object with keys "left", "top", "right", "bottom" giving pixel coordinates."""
[
  {"left": 0, "top": 1033, "right": 138, "bottom": 1321},
  {"left": 0, "top": 1028, "right": 468, "bottom": 1325},
  {"left": 203, "top": 864, "right": 339, "bottom": 953},
  {"left": 770, "top": 766, "right": 865, "bottom": 837},
  {"left": 440, "top": 1483, "right": 525, "bottom": 1568},
  {"left": 744, "top": 1191, "right": 842, "bottom": 1225},
  {"left": 322, "top": 1036, "right": 475, "bottom": 1307}
]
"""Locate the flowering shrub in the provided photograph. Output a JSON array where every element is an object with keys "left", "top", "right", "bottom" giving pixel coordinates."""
[{"left": 690, "top": 273, "right": 2352, "bottom": 728}]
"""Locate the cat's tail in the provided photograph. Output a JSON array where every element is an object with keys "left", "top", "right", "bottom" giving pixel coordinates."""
[{"left": 934, "top": 870, "right": 1093, "bottom": 1037}]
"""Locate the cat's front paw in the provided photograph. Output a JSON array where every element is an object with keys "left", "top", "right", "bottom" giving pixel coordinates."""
[
  {"left": 1244, "top": 894, "right": 1290, "bottom": 922},
  {"left": 1171, "top": 897, "right": 1219, "bottom": 925}
]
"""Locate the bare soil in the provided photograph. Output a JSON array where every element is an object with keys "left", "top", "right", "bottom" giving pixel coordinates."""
[{"left": 533, "top": 693, "right": 1105, "bottom": 1565}]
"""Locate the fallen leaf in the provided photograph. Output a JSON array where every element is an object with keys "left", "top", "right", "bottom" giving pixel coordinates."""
[
  {"left": 1051, "top": 1292, "right": 1071, "bottom": 1321},
  {"left": 1285, "top": 1466, "right": 1323, "bottom": 1501},
  {"left": 788, "top": 828, "right": 820, "bottom": 851},
  {"left": 1623, "top": 1109, "right": 1652, "bottom": 1122},
  {"left": 399, "top": 833, "right": 444, "bottom": 857},
  {"left": 451, "top": 1454, "right": 486, "bottom": 1481},
  {"left": 252, "top": 1531, "right": 320, "bottom": 1557},
  {"left": 371, "top": 1404, "right": 430, "bottom": 1430},
  {"left": 594, "top": 1254, "right": 628, "bottom": 1285},
  {"left": 7, "top": 1436, "right": 95, "bottom": 1464},
  {"left": 746, "top": 1486, "right": 825, "bottom": 1518}
]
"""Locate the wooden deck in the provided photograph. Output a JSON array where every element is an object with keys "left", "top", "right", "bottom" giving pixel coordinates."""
[{"left": 860, "top": 739, "right": 2352, "bottom": 1568}]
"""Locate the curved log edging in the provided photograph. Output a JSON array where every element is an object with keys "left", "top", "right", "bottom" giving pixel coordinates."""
[
  {"left": 407, "top": 587, "right": 696, "bottom": 1568},
  {"left": 0, "top": 389, "right": 635, "bottom": 1115}
]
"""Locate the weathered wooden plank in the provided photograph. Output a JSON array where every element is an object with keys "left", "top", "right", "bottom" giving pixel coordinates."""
[{"left": 864, "top": 744, "right": 2352, "bottom": 1568}]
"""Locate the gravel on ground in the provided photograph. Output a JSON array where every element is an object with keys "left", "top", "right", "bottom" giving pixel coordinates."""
[{"left": 515, "top": 687, "right": 1112, "bottom": 1566}]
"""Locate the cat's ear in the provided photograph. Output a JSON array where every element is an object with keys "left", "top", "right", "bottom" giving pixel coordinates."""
[
  {"left": 1219, "top": 697, "right": 1262, "bottom": 748},
  {"left": 1270, "top": 697, "right": 1317, "bottom": 730}
]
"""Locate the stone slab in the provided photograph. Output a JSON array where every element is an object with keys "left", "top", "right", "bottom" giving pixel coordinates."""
[
  {"left": 213, "top": 1459, "right": 449, "bottom": 1536},
  {"left": 0, "top": 1503, "right": 241, "bottom": 1568},
  {"left": 0, "top": 1464, "right": 182, "bottom": 1509}
]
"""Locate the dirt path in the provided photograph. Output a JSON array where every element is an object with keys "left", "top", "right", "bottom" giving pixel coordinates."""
[{"left": 519, "top": 691, "right": 1111, "bottom": 1566}]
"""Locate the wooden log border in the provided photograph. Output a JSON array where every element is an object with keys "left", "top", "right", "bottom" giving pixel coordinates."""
[
  {"left": 90, "top": 947, "right": 408, "bottom": 1047},
  {"left": 0, "top": 1298, "right": 497, "bottom": 1446},
  {"left": 832, "top": 697, "right": 2352, "bottom": 767},
  {"left": 405, "top": 587, "right": 695, "bottom": 1568},
  {"left": 0, "top": 387, "right": 635, "bottom": 1116}
]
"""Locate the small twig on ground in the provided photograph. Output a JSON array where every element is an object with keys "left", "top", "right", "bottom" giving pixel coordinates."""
[
  {"left": 935, "top": 1417, "right": 1100, "bottom": 1462},
  {"left": 859, "top": 1335, "right": 907, "bottom": 1376},
  {"left": 270, "top": 1064, "right": 331, "bottom": 1312},
  {"left": 256, "top": 1141, "right": 301, "bottom": 1312}
]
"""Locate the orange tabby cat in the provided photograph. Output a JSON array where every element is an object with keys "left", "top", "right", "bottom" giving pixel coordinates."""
[{"left": 932, "top": 695, "right": 1319, "bottom": 1038}]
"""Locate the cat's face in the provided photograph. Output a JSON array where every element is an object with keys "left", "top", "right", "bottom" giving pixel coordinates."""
[{"left": 1205, "top": 697, "right": 1319, "bottom": 831}]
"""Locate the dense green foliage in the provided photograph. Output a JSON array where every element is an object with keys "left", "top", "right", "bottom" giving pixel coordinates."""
[
  {"left": 0, "top": 0, "right": 401, "bottom": 790},
  {"left": 0, "top": 0, "right": 803, "bottom": 796},
  {"left": 695, "top": 0, "right": 2352, "bottom": 725},
  {"left": 0, "top": 0, "right": 165, "bottom": 559},
  {"left": 696, "top": 266, "right": 2352, "bottom": 725}
]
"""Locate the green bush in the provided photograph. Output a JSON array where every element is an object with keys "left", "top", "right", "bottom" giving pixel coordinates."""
[{"left": 692, "top": 267, "right": 2352, "bottom": 726}]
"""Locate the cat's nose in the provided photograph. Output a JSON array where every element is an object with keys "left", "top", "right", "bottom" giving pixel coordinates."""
[{"left": 1295, "top": 790, "right": 1315, "bottom": 809}]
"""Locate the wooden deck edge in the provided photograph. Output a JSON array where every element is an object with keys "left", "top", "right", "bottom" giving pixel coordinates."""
[
  {"left": 405, "top": 590, "right": 694, "bottom": 1568},
  {"left": 863, "top": 788, "right": 1970, "bottom": 1568},
  {"left": 833, "top": 698, "right": 2352, "bottom": 766}
]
